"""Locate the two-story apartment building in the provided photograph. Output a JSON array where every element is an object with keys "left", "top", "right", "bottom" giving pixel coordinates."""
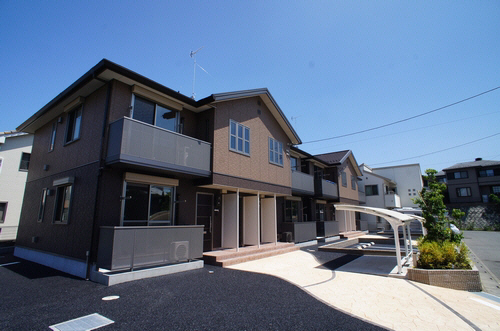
[
  {"left": 0, "top": 131, "right": 33, "bottom": 241},
  {"left": 443, "top": 158, "right": 500, "bottom": 205},
  {"left": 277, "top": 148, "right": 362, "bottom": 243},
  {"left": 14, "top": 59, "right": 301, "bottom": 278}
]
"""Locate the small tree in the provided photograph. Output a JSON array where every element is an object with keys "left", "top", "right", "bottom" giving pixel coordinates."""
[{"left": 413, "top": 169, "right": 462, "bottom": 243}]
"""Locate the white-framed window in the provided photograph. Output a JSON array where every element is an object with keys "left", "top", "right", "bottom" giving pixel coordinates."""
[
  {"left": 456, "top": 187, "right": 471, "bottom": 197},
  {"left": 132, "top": 95, "right": 179, "bottom": 132},
  {"left": 269, "top": 137, "right": 283, "bottom": 166},
  {"left": 229, "top": 120, "right": 250, "bottom": 155},
  {"left": 54, "top": 184, "right": 73, "bottom": 224},
  {"left": 341, "top": 171, "right": 347, "bottom": 187},
  {"left": 65, "top": 105, "right": 82, "bottom": 144},
  {"left": 38, "top": 188, "right": 48, "bottom": 222}
]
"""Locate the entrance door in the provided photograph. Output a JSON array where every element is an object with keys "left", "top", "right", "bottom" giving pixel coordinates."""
[{"left": 196, "top": 193, "right": 214, "bottom": 252}]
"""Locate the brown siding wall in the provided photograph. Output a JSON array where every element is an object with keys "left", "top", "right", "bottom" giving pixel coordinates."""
[
  {"left": 17, "top": 83, "right": 110, "bottom": 261},
  {"left": 27, "top": 85, "right": 108, "bottom": 182},
  {"left": 108, "top": 80, "right": 133, "bottom": 122},
  {"left": 338, "top": 161, "right": 360, "bottom": 202},
  {"left": 17, "top": 163, "right": 99, "bottom": 261},
  {"left": 212, "top": 97, "right": 292, "bottom": 193}
]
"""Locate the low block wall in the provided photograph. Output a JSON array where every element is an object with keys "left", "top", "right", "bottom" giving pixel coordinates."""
[{"left": 407, "top": 268, "right": 482, "bottom": 291}]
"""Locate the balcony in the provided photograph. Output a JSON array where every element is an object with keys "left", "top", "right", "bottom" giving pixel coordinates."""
[
  {"left": 106, "top": 117, "right": 211, "bottom": 177},
  {"left": 321, "top": 179, "right": 338, "bottom": 199},
  {"left": 291, "top": 171, "right": 314, "bottom": 195},
  {"left": 385, "top": 192, "right": 401, "bottom": 208}
]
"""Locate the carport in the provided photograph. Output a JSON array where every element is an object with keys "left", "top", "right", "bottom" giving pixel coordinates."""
[{"left": 334, "top": 204, "right": 426, "bottom": 274}]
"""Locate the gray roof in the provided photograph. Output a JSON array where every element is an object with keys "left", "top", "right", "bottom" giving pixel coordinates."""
[
  {"left": 443, "top": 159, "right": 500, "bottom": 171},
  {"left": 314, "top": 150, "right": 351, "bottom": 165}
]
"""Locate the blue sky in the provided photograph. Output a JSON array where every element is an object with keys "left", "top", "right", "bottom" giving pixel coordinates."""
[{"left": 1, "top": 1, "right": 499, "bottom": 173}]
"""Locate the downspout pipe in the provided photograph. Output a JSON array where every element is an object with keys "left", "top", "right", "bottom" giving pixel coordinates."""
[{"left": 86, "top": 79, "right": 113, "bottom": 280}]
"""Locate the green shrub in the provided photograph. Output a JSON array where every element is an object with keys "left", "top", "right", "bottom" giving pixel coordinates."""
[{"left": 417, "top": 240, "right": 471, "bottom": 270}]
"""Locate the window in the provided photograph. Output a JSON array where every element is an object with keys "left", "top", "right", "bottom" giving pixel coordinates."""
[
  {"left": 0, "top": 202, "right": 6, "bottom": 223},
  {"left": 341, "top": 171, "right": 347, "bottom": 187},
  {"left": 229, "top": 120, "right": 250, "bottom": 155},
  {"left": 123, "top": 182, "right": 173, "bottom": 226},
  {"left": 447, "top": 171, "right": 468, "bottom": 180},
  {"left": 19, "top": 152, "right": 31, "bottom": 171},
  {"left": 492, "top": 186, "right": 500, "bottom": 194},
  {"left": 456, "top": 187, "right": 471, "bottom": 197},
  {"left": 290, "top": 157, "right": 298, "bottom": 171},
  {"left": 351, "top": 175, "right": 356, "bottom": 190},
  {"left": 285, "top": 200, "right": 299, "bottom": 222},
  {"left": 38, "top": 189, "right": 48, "bottom": 222},
  {"left": 132, "top": 95, "right": 178, "bottom": 132},
  {"left": 49, "top": 122, "right": 57, "bottom": 151},
  {"left": 269, "top": 137, "right": 283, "bottom": 166},
  {"left": 65, "top": 105, "right": 82, "bottom": 144},
  {"left": 479, "top": 169, "right": 497, "bottom": 177},
  {"left": 365, "top": 185, "right": 379, "bottom": 196},
  {"left": 54, "top": 185, "right": 73, "bottom": 223}
]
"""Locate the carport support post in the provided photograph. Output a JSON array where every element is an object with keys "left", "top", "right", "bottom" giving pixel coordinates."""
[
  {"left": 402, "top": 224, "right": 408, "bottom": 257},
  {"left": 407, "top": 223, "right": 413, "bottom": 255},
  {"left": 393, "top": 224, "right": 402, "bottom": 274}
]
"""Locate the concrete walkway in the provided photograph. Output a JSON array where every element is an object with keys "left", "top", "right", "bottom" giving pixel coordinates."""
[{"left": 228, "top": 246, "right": 500, "bottom": 331}]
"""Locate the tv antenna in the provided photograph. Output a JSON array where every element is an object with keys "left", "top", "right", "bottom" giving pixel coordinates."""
[
  {"left": 190, "top": 46, "right": 210, "bottom": 100},
  {"left": 290, "top": 115, "right": 301, "bottom": 124}
]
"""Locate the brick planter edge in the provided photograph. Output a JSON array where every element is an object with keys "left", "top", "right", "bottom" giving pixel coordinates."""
[{"left": 407, "top": 267, "right": 482, "bottom": 291}]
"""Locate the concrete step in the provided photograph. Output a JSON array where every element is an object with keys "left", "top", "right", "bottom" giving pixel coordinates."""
[
  {"left": 204, "top": 244, "right": 299, "bottom": 267},
  {"left": 340, "top": 231, "right": 366, "bottom": 239}
]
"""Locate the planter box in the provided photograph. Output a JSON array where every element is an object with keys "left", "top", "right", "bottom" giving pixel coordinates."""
[{"left": 407, "top": 267, "right": 481, "bottom": 291}]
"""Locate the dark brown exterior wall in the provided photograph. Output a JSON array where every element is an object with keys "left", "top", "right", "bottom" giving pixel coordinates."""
[
  {"left": 17, "top": 83, "right": 110, "bottom": 261},
  {"left": 446, "top": 169, "right": 481, "bottom": 203}
]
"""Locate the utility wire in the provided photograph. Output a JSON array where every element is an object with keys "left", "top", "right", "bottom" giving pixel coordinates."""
[
  {"left": 369, "top": 132, "right": 500, "bottom": 166},
  {"left": 301, "top": 86, "right": 500, "bottom": 144},
  {"left": 306, "top": 110, "right": 500, "bottom": 153}
]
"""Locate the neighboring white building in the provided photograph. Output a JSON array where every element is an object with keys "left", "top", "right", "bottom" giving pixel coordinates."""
[
  {"left": 0, "top": 131, "right": 33, "bottom": 241},
  {"left": 359, "top": 163, "right": 423, "bottom": 231}
]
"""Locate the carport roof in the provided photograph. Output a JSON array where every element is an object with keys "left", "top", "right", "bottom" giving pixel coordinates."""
[{"left": 334, "top": 204, "right": 425, "bottom": 229}]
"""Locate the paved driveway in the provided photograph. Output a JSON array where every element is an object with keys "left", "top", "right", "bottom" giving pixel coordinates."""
[
  {"left": 0, "top": 251, "right": 383, "bottom": 331},
  {"left": 229, "top": 245, "right": 500, "bottom": 331},
  {"left": 463, "top": 230, "right": 500, "bottom": 296}
]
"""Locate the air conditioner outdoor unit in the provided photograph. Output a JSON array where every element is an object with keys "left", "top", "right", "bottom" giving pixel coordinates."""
[{"left": 170, "top": 241, "right": 189, "bottom": 262}]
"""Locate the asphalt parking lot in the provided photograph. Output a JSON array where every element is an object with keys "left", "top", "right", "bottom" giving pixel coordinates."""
[{"left": 0, "top": 249, "right": 385, "bottom": 331}]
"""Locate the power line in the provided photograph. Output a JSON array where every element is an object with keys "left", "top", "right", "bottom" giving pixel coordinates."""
[
  {"left": 369, "top": 132, "right": 500, "bottom": 166},
  {"left": 306, "top": 110, "right": 500, "bottom": 153},
  {"left": 301, "top": 85, "right": 500, "bottom": 144}
]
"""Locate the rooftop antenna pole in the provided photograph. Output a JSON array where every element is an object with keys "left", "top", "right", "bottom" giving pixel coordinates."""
[{"left": 190, "top": 46, "right": 204, "bottom": 100}]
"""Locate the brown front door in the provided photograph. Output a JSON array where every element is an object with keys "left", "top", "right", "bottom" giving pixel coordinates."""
[{"left": 196, "top": 193, "right": 214, "bottom": 252}]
